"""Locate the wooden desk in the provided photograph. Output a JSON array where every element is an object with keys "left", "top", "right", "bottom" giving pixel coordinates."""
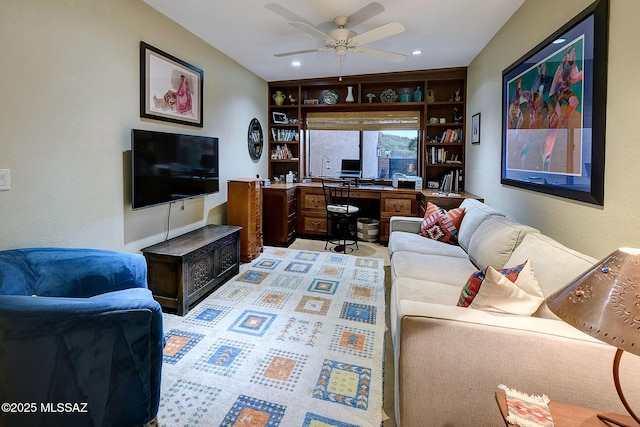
[
  {"left": 495, "top": 391, "right": 634, "bottom": 427},
  {"left": 263, "top": 182, "right": 482, "bottom": 243}
]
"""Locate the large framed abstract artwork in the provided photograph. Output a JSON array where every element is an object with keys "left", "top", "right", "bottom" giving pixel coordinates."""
[
  {"left": 140, "top": 42, "right": 204, "bottom": 127},
  {"left": 501, "top": 0, "right": 608, "bottom": 205}
]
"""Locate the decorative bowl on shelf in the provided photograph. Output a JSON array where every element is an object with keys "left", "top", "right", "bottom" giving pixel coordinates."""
[
  {"left": 380, "top": 88, "right": 398, "bottom": 103},
  {"left": 320, "top": 90, "right": 339, "bottom": 105}
]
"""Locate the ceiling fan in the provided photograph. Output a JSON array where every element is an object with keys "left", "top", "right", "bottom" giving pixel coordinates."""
[{"left": 265, "top": 2, "right": 406, "bottom": 64}]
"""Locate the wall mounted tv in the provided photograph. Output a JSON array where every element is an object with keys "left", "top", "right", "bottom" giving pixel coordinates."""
[{"left": 131, "top": 129, "right": 219, "bottom": 210}]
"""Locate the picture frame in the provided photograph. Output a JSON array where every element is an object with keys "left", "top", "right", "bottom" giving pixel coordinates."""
[
  {"left": 140, "top": 41, "right": 204, "bottom": 127},
  {"left": 272, "top": 112, "right": 288, "bottom": 124},
  {"left": 471, "top": 113, "right": 481, "bottom": 144},
  {"left": 501, "top": 0, "right": 608, "bottom": 205}
]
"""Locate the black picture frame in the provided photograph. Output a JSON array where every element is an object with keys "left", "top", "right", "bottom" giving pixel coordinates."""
[
  {"left": 140, "top": 41, "right": 204, "bottom": 127},
  {"left": 501, "top": 0, "right": 608, "bottom": 205},
  {"left": 471, "top": 113, "right": 481, "bottom": 144}
]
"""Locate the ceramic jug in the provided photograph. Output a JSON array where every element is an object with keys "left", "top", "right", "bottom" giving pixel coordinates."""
[{"left": 273, "top": 91, "right": 285, "bottom": 106}]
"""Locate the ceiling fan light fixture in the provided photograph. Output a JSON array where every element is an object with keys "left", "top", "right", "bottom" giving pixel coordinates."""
[{"left": 335, "top": 45, "right": 348, "bottom": 56}]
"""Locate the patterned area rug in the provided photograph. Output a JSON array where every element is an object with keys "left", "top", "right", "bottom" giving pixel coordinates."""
[{"left": 158, "top": 246, "right": 386, "bottom": 427}]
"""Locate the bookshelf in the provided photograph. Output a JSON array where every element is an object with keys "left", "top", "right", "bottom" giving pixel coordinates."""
[{"left": 268, "top": 68, "right": 467, "bottom": 189}]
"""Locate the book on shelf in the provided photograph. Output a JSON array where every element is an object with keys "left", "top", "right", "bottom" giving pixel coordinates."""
[
  {"left": 440, "top": 128, "right": 463, "bottom": 143},
  {"left": 271, "top": 128, "right": 298, "bottom": 142},
  {"left": 271, "top": 144, "right": 294, "bottom": 160},
  {"left": 439, "top": 169, "right": 463, "bottom": 193},
  {"left": 428, "top": 148, "right": 462, "bottom": 164}
]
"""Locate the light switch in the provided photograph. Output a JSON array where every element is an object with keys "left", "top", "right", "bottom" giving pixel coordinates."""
[{"left": 0, "top": 169, "right": 11, "bottom": 191}]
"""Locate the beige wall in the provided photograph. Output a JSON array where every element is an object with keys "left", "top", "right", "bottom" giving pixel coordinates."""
[
  {"left": 466, "top": 0, "right": 640, "bottom": 259},
  {"left": 0, "top": 0, "right": 268, "bottom": 252}
]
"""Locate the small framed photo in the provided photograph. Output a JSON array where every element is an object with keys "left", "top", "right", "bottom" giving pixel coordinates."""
[
  {"left": 427, "top": 180, "right": 440, "bottom": 189},
  {"left": 272, "top": 112, "right": 288, "bottom": 124},
  {"left": 471, "top": 113, "right": 481, "bottom": 144}
]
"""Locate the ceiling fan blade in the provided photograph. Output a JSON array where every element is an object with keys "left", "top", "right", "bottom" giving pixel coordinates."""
[
  {"left": 350, "top": 22, "right": 405, "bottom": 46},
  {"left": 274, "top": 48, "right": 330, "bottom": 57},
  {"left": 353, "top": 46, "right": 406, "bottom": 63},
  {"left": 347, "top": 2, "right": 385, "bottom": 27},
  {"left": 290, "top": 22, "right": 333, "bottom": 42},
  {"left": 264, "top": 3, "right": 316, "bottom": 28}
]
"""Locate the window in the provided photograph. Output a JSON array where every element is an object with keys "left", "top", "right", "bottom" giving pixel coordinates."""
[{"left": 306, "top": 112, "right": 420, "bottom": 180}]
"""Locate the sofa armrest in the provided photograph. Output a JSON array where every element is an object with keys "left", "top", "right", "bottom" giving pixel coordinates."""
[
  {"left": 393, "top": 301, "right": 640, "bottom": 427},
  {"left": 389, "top": 216, "right": 422, "bottom": 234}
]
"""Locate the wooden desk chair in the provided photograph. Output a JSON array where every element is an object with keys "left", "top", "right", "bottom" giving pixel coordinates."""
[{"left": 321, "top": 178, "right": 360, "bottom": 253}]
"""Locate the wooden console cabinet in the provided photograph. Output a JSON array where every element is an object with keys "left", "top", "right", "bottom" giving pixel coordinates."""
[
  {"left": 141, "top": 225, "right": 241, "bottom": 316},
  {"left": 227, "top": 178, "right": 263, "bottom": 262},
  {"left": 263, "top": 184, "right": 297, "bottom": 246}
]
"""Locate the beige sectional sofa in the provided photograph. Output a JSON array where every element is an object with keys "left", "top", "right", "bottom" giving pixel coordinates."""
[{"left": 388, "top": 198, "right": 640, "bottom": 426}]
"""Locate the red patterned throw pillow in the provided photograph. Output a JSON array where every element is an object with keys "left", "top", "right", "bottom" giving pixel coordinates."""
[{"left": 420, "top": 202, "right": 465, "bottom": 244}]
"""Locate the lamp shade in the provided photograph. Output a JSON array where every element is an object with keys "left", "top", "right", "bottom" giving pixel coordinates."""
[{"left": 546, "top": 247, "right": 640, "bottom": 357}]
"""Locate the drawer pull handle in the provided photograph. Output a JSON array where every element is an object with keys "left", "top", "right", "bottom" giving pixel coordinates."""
[
  {"left": 393, "top": 203, "right": 404, "bottom": 212},
  {"left": 312, "top": 199, "right": 321, "bottom": 208}
]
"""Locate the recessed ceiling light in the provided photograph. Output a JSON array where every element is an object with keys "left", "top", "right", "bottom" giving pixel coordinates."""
[
  {"left": 411, "top": 50, "right": 423, "bottom": 55},
  {"left": 291, "top": 60, "right": 301, "bottom": 67},
  {"left": 552, "top": 38, "right": 566, "bottom": 44}
]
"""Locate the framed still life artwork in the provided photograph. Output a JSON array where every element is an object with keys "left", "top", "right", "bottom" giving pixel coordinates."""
[
  {"left": 501, "top": 0, "right": 608, "bottom": 205},
  {"left": 140, "top": 41, "right": 204, "bottom": 127}
]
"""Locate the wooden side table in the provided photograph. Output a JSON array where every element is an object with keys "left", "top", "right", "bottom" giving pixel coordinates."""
[{"left": 496, "top": 391, "right": 635, "bottom": 427}]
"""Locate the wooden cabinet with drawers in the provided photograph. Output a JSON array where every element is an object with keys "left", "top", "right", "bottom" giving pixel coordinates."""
[
  {"left": 297, "top": 186, "right": 327, "bottom": 236},
  {"left": 227, "top": 178, "right": 263, "bottom": 262},
  {"left": 263, "top": 185, "right": 297, "bottom": 246},
  {"left": 380, "top": 192, "right": 421, "bottom": 241}
]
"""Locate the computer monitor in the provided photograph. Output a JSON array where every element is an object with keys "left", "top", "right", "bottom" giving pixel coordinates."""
[{"left": 339, "top": 159, "right": 361, "bottom": 178}]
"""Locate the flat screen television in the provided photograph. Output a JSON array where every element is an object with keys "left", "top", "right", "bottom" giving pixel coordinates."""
[{"left": 131, "top": 129, "right": 219, "bottom": 210}]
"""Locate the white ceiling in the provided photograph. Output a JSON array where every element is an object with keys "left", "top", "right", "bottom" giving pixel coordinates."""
[{"left": 143, "top": 0, "right": 525, "bottom": 82}]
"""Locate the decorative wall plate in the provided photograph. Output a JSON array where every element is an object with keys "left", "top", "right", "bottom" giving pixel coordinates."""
[
  {"left": 380, "top": 88, "right": 398, "bottom": 103},
  {"left": 321, "top": 90, "right": 339, "bottom": 105}
]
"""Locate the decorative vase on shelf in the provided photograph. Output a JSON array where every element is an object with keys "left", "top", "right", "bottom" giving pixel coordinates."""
[
  {"left": 400, "top": 89, "right": 410, "bottom": 103},
  {"left": 413, "top": 86, "right": 423, "bottom": 102},
  {"left": 345, "top": 86, "right": 355, "bottom": 103},
  {"left": 273, "top": 91, "right": 285, "bottom": 106}
]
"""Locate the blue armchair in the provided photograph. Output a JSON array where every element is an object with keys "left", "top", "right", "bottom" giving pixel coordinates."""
[{"left": 0, "top": 248, "right": 163, "bottom": 427}]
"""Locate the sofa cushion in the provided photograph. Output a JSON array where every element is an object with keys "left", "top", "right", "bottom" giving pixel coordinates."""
[
  {"left": 467, "top": 216, "right": 539, "bottom": 269},
  {"left": 391, "top": 251, "right": 478, "bottom": 287},
  {"left": 457, "top": 260, "right": 544, "bottom": 315},
  {"left": 457, "top": 199, "right": 505, "bottom": 252},
  {"left": 389, "top": 277, "right": 462, "bottom": 336},
  {"left": 504, "top": 233, "right": 597, "bottom": 319},
  {"left": 389, "top": 231, "right": 468, "bottom": 259},
  {"left": 420, "top": 202, "right": 465, "bottom": 244}
]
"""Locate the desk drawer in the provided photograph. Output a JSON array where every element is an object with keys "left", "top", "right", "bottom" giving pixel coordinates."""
[
  {"left": 382, "top": 197, "right": 415, "bottom": 215},
  {"left": 302, "top": 193, "right": 325, "bottom": 210},
  {"left": 300, "top": 214, "right": 327, "bottom": 235},
  {"left": 350, "top": 190, "right": 379, "bottom": 199}
]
